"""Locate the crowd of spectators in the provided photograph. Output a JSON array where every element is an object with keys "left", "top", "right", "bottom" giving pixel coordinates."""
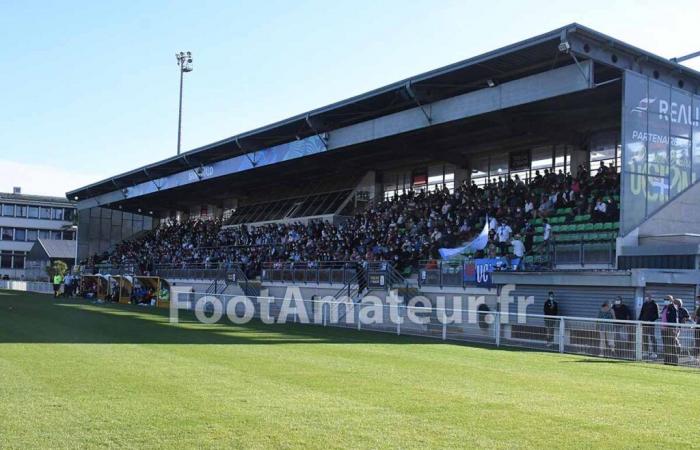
[{"left": 93, "top": 162, "right": 620, "bottom": 276}]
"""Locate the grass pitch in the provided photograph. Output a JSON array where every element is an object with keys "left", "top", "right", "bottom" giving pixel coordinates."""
[{"left": 0, "top": 289, "right": 697, "bottom": 449}]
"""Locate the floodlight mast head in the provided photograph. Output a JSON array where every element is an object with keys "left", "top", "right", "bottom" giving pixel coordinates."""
[{"left": 177, "top": 51, "right": 193, "bottom": 72}]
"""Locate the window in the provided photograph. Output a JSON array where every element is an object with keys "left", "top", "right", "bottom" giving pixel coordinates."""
[
  {"left": 63, "top": 230, "right": 75, "bottom": 240},
  {"left": 40, "top": 207, "right": 52, "bottom": 219},
  {"left": 28, "top": 206, "right": 39, "bottom": 218},
  {"left": 51, "top": 230, "right": 62, "bottom": 240},
  {"left": 489, "top": 155, "right": 508, "bottom": 178},
  {"left": 39, "top": 230, "right": 50, "bottom": 239},
  {"left": 531, "top": 146, "right": 553, "bottom": 172},
  {"left": 64, "top": 208, "right": 75, "bottom": 222},
  {"left": 15, "top": 205, "right": 27, "bottom": 218},
  {"left": 26, "top": 229, "right": 38, "bottom": 241},
  {"left": 590, "top": 131, "right": 620, "bottom": 176},
  {"left": 1, "top": 228, "right": 13, "bottom": 241},
  {"left": 13, "top": 254, "right": 25, "bottom": 269},
  {"left": 14, "top": 229, "right": 26, "bottom": 242},
  {"left": 52, "top": 208, "right": 64, "bottom": 220},
  {"left": 0, "top": 254, "right": 11, "bottom": 269},
  {"left": 2, "top": 204, "right": 14, "bottom": 217}
]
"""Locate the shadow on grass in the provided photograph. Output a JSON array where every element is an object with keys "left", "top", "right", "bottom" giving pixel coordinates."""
[{"left": 0, "top": 289, "right": 454, "bottom": 346}]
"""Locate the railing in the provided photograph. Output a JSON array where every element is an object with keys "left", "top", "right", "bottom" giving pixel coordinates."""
[
  {"left": 261, "top": 260, "right": 402, "bottom": 291},
  {"left": 151, "top": 263, "right": 241, "bottom": 281},
  {"left": 261, "top": 261, "right": 361, "bottom": 286},
  {"left": 174, "top": 293, "right": 700, "bottom": 369}
]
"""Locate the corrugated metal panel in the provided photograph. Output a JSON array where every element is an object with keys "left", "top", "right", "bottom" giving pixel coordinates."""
[
  {"left": 645, "top": 284, "right": 696, "bottom": 304},
  {"left": 507, "top": 285, "right": 636, "bottom": 324}
]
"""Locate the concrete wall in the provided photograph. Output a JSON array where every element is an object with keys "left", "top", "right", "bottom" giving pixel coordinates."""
[{"left": 637, "top": 180, "right": 700, "bottom": 238}]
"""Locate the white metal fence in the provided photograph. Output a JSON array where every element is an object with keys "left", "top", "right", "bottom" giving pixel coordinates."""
[
  {"left": 175, "top": 292, "right": 700, "bottom": 369},
  {"left": 0, "top": 280, "right": 54, "bottom": 294}
]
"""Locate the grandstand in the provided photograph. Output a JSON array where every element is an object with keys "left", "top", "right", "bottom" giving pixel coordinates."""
[{"left": 67, "top": 23, "right": 700, "bottom": 336}]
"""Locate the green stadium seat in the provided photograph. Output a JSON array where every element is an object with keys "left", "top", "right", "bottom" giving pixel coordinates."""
[
  {"left": 602, "top": 222, "right": 614, "bottom": 230},
  {"left": 534, "top": 235, "right": 544, "bottom": 243},
  {"left": 593, "top": 223, "right": 603, "bottom": 231},
  {"left": 613, "top": 222, "right": 619, "bottom": 229},
  {"left": 575, "top": 224, "right": 585, "bottom": 232},
  {"left": 535, "top": 226, "right": 544, "bottom": 234},
  {"left": 583, "top": 223, "right": 595, "bottom": 232},
  {"left": 533, "top": 218, "right": 543, "bottom": 225},
  {"left": 552, "top": 225, "right": 561, "bottom": 233}
]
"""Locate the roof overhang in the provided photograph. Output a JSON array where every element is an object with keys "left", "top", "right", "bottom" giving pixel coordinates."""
[{"left": 67, "top": 23, "right": 700, "bottom": 203}]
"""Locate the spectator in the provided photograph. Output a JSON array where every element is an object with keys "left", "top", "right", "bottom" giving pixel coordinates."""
[
  {"left": 675, "top": 298, "right": 690, "bottom": 323},
  {"left": 510, "top": 234, "right": 525, "bottom": 270},
  {"left": 611, "top": 296, "right": 632, "bottom": 357},
  {"left": 661, "top": 296, "right": 680, "bottom": 365},
  {"left": 592, "top": 197, "right": 607, "bottom": 222},
  {"left": 496, "top": 221, "right": 512, "bottom": 256},
  {"left": 638, "top": 295, "right": 659, "bottom": 359},
  {"left": 597, "top": 302, "right": 616, "bottom": 357},
  {"left": 543, "top": 291, "right": 559, "bottom": 346},
  {"left": 64, "top": 274, "right": 74, "bottom": 297}
]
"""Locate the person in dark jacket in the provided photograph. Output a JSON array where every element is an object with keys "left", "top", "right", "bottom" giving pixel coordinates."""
[
  {"left": 611, "top": 296, "right": 633, "bottom": 355},
  {"left": 661, "top": 296, "right": 680, "bottom": 365},
  {"left": 543, "top": 291, "right": 559, "bottom": 345},
  {"left": 638, "top": 295, "right": 659, "bottom": 358}
]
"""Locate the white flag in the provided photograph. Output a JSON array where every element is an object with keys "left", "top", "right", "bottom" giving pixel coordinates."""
[{"left": 438, "top": 218, "right": 490, "bottom": 259}]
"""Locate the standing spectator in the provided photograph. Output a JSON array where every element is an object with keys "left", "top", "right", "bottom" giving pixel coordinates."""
[
  {"left": 675, "top": 298, "right": 690, "bottom": 323},
  {"left": 542, "top": 219, "right": 552, "bottom": 261},
  {"left": 496, "top": 221, "right": 512, "bottom": 256},
  {"left": 64, "top": 274, "right": 73, "bottom": 297},
  {"left": 661, "top": 296, "right": 680, "bottom": 365},
  {"left": 597, "top": 302, "right": 616, "bottom": 357},
  {"left": 638, "top": 295, "right": 659, "bottom": 359},
  {"left": 612, "top": 296, "right": 632, "bottom": 358},
  {"left": 510, "top": 234, "right": 525, "bottom": 271},
  {"left": 543, "top": 291, "right": 559, "bottom": 346},
  {"left": 523, "top": 222, "right": 535, "bottom": 255}
]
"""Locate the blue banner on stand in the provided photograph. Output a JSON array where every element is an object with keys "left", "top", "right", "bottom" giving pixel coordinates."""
[{"left": 475, "top": 258, "right": 495, "bottom": 287}]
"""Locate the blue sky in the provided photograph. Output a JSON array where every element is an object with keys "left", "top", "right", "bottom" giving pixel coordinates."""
[{"left": 2, "top": 0, "right": 700, "bottom": 195}]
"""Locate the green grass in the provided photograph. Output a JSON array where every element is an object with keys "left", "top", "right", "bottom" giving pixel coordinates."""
[{"left": 0, "top": 289, "right": 697, "bottom": 449}]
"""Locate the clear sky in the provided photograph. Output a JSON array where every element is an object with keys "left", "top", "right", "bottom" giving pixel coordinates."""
[{"left": 2, "top": 0, "right": 699, "bottom": 196}]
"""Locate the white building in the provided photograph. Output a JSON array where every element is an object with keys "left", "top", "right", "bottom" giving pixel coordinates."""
[{"left": 0, "top": 187, "right": 76, "bottom": 280}]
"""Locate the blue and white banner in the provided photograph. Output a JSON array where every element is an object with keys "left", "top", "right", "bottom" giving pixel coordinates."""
[{"left": 438, "top": 219, "right": 490, "bottom": 259}]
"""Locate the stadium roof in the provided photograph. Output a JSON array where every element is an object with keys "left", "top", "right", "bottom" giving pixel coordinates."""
[
  {"left": 28, "top": 239, "right": 77, "bottom": 261},
  {"left": 1, "top": 191, "right": 75, "bottom": 207},
  {"left": 67, "top": 22, "right": 700, "bottom": 202}
]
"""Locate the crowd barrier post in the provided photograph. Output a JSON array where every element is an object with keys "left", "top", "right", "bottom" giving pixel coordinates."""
[
  {"left": 559, "top": 317, "right": 565, "bottom": 353},
  {"left": 635, "top": 322, "right": 643, "bottom": 361},
  {"left": 495, "top": 311, "right": 501, "bottom": 347}
]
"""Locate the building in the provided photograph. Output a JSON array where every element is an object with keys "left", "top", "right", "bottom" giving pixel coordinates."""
[
  {"left": 0, "top": 187, "right": 77, "bottom": 280},
  {"left": 67, "top": 23, "right": 700, "bottom": 311}
]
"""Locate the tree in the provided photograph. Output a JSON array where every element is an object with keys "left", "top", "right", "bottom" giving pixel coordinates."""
[{"left": 46, "top": 260, "right": 69, "bottom": 279}]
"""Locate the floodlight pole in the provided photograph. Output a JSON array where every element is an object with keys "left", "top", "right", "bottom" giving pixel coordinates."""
[
  {"left": 177, "top": 66, "right": 184, "bottom": 155},
  {"left": 176, "top": 51, "right": 193, "bottom": 156}
]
